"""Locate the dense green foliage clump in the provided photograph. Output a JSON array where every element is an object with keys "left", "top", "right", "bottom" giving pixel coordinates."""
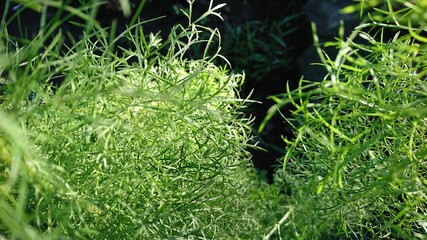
[
  {"left": 0, "top": 1, "right": 280, "bottom": 238},
  {"left": 266, "top": 0, "right": 427, "bottom": 238},
  {"left": 1, "top": 0, "right": 427, "bottom": 239}
]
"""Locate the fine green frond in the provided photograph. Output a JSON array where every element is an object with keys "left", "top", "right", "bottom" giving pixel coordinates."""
[
  {"left": 266, "top": 1, "right": 427, "bottom": 239},
  {"left": 0, "top": 1, "right": 282, "bottom": 239}
]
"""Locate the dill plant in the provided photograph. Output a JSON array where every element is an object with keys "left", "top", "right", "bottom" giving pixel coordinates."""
[
  {"left": 0, "top": 0, "right": 280, "bottom": 238},
  {"left": 264, "top": 0, "right": 427, "bottom": 239}
]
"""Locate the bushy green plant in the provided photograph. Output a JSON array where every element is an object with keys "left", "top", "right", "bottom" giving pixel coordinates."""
[
  {"left": 264, "top": 0, "right": 427, "bottom": 239},
  {"left": 0, "top": 0, "right": 282, "bottom": 238}
]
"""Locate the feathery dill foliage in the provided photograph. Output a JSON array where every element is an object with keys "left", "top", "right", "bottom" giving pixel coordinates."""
[
  {"left": 0, "top": 0, "right": 280, "bottom": 238},
  {"left": 265, "top": 0, "right": 427, "bottom": 239}
]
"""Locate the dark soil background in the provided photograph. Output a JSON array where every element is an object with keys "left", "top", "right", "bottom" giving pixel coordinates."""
[{"left": 2, "top": 0, "right": 315, "bottom": 183}]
